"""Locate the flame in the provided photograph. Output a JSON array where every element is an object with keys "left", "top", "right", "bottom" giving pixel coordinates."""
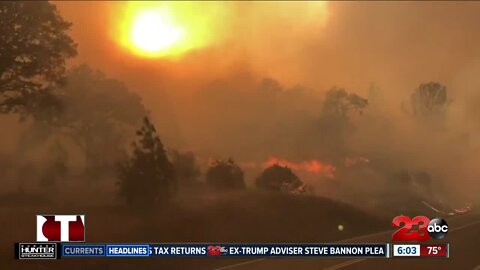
[
  {"left": 203, "top": 156, "right": 336, "bottom": 178},
  {"left": 263, "top": 156, "right": 336, "bottom": 179},
  {"left": 263, "top": 157, "right": 301, "bottom": 170},
  {"left": 304, "top": 160, "right": 336, "bottom": 178}
]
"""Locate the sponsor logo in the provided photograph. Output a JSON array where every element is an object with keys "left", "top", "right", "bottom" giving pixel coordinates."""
[{"left": 16, "top": 243, "right": 57, "bottom": 259}]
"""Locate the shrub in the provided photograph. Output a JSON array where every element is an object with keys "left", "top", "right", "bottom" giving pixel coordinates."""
[
  {"left": 256, "top": 164, "right": 305, "bottom": 194},
  {"left": 206, "top": 158, "right": 245, "bottom": 191}
]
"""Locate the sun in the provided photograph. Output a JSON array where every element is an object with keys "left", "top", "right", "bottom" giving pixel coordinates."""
[
  {"left": 114, "top": 4, "right": 192, "bottom": 58},
  {"left": 112, "top": 2, "right": 226, "bottom": 59},
  {"left": 130, "top": 11, "right": 184, "bottom": 56}
]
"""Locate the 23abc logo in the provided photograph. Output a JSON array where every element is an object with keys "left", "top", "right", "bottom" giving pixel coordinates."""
[
  {"left": 392, "top": 216, "right": 448, "bottom": 241},
  {"left": 207, "top": 245, "right": 227, "bottom": 256}
]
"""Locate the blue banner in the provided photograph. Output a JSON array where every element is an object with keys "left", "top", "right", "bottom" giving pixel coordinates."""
[
  {"left": 105, "top": 244, "right": 150, "bottom": 257},
  {"left": 62, "top": 244, "right": 105, "bottom": 257},
  {"left": 60, "top": 243, "right": 389, "bottom": 258}
]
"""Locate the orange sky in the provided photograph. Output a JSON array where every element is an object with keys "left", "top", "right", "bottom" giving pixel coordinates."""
[
  {"left": 52, "top": 2, "right": 480, "bottom": 161},
  {"left": 55, "top": 1, "right": 480, "bottom": 97},
  {"left": 1, "top": 1, "right": 480, "bottom": 200}
]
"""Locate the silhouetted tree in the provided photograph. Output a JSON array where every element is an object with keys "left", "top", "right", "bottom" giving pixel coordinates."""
[
  {"left": 318, "top": 88, "right": 368, "bottom": 161},
  {"left": 322, "top": 88, "right": 368, "bottom": 118},
  {"left": 256, "top": 164, "right": 305, "bottom": 193},
  {"left": 170, "top": 150, "right": 201, "bottom": 186},
  {"left": 256, "top": 78, "right": 282, "bottom": 96},
  {"left": 411, "top": 82, "right": 450, "bottom": 117},
  {"left": 206, "top": 158, "right": 245, "bottom": 191},
  {"left": 117, "top": 117, "right": 176, "bottom": 207},
  {"left": 58, "top": 65, "right": 147, "bottom": 175},
  {"left": 0, "top": 2, "right": 77, "bottom": 122}
]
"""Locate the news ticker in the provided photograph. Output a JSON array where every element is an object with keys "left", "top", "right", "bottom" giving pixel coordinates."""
[{"left": 14, "top": 243, "right": 450, "bottom": 259}]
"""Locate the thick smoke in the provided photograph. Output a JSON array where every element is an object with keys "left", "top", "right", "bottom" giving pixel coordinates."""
[{"left": 2, "top": 2, "right": 480, "bottom": 209}]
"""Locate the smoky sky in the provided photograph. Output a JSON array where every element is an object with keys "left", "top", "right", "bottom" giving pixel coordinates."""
[
  {"left": 2, "top": 1, "right": 480, "bottom": 202},
  {"left": 54, "top": 1, "right": 480, "bottom": 91}
]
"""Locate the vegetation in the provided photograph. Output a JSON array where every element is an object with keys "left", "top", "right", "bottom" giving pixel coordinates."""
[
  {"left": 321, "top": 88, "right": 369, "bottom": 118},
  {"left": 411, "top": 82, "right": 450, "bottom": 117},
  {"left": 0, "top": 2, "right": 461, "bottom": 240},
  {"left": 0, "top": 1, "right": 77, "bottom": 122},
  {"left": 205, "top": 158, "right": 245, "bottom": 191},
  {"left": 318, "top": 88, "right": 368, "bottom": 161},
  {"left": 117, "top": 117, "right": 176, "bottom": 206},
  {"left": 0, "top": 3, "right": 145, "bottom": 175},
  {"left": 256, "top": 164, "right": 305, "bottom": 194},
  {"left": 57, "top": 65, "right": 147, "bottom": 174}
]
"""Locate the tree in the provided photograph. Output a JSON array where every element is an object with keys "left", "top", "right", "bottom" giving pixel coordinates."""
[
  {"left": 321, "top": 88, "right": 368, "bottom": 120},
  {"left": 117, "top": 117, "right": 176, "bottom": 206},
  {"left": 256, "top": 78, "right": 282, "bottom": 96},
  {"left": 411, "top": 82, "right": 450, "bottom": 117},
  {"left": 256, "top": 164, "right": 305, "bottom": 194},
  {"left": 0, "top": 2, "right": 77, "bottom": 122},
  {"left": 318, "top": 88, "right": 368, "bottom": 161},
  {"left": 206, "top": 158, "right": 245, "bottom": 191},
  {"left": 57, "top": 65, "right": 148, "bottom": 174}
]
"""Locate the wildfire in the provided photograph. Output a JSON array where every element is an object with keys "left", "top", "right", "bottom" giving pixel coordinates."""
[
  {"left": 263, "top": 157, "right": 301, "bottom": 170},
  {"left": 263, "top": 156, "right": 336, "bottom": 179},
  {"left": 205, "top": 156, "right": 337, "bottom": 179}
]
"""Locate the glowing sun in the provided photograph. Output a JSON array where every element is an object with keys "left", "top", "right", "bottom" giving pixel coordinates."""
[
  {"left": 112, "top": 2, "right": 225, "bottom": 58},
  {"left": 130, "top": 11, "right": 184, "bottom": 56}
]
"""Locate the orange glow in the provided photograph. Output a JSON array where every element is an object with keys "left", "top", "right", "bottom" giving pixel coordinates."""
[
  {"left": 304, "top": 160, "right": 336, "bottom": 178},
  {"left": 112, "top": 2, "right": 229, "bottom": 58},
  {"left": 263, "top": 157, "right": 336, "bottom": 179},
  {"left": 263, "top": 157, "right": 301, "bottom": 171},
  {"left": 130, "top": 11, "right": 184, "bottom": 54}
]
